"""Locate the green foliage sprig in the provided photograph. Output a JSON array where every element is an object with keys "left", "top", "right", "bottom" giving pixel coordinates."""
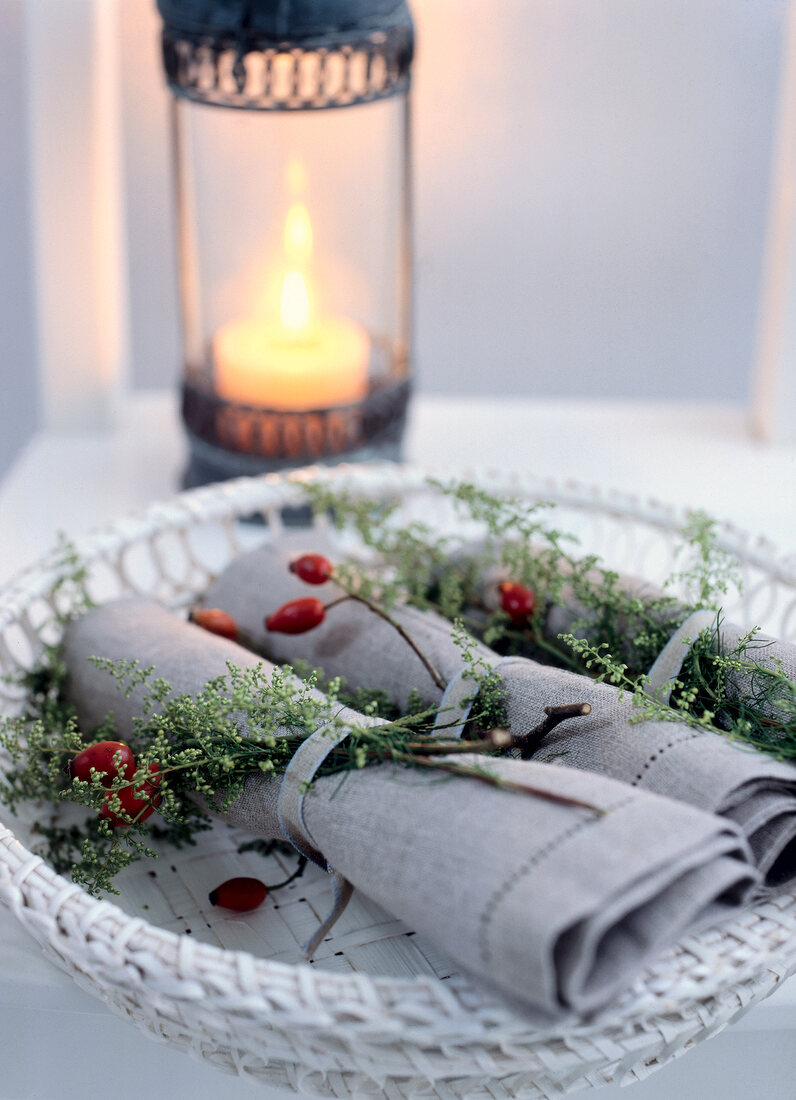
[
  {"left": 307, "top": 479, "right": 796, "bottom": 759},
  {"left": 1, "top": 605, "right": 584, "bottom": 895}
]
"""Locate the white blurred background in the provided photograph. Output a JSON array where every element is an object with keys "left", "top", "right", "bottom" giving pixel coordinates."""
[{"left": 1, "top": 0, "right": 793, "bottom": 479}]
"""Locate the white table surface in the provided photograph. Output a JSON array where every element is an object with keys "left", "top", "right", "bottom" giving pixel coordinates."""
[{"left": 1, "top": 391, "right": 795, "bottom": 1100}]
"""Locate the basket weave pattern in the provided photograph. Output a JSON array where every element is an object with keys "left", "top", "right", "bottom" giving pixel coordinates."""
[{"left": 0, "top": 464, "right": 794, "bottom": 1098}]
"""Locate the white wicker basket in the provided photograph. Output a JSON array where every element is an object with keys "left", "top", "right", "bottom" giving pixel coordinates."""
[{"left": 0, "top": 463, "right": 794, "bottom": 1100}]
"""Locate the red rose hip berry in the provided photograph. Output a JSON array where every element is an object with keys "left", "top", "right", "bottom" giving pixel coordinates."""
[
  {"left": 208, "top": 876, "right": 268, "bottom": 912},
  {"left": 289, "top": 552, "right": 334, "bottom": 585},
  {"left": 265, "top": 597, "right": 325, "bottom": 634},
  {"left": 498, "top": 581, "right": 536, "bottom": 624},
  {"left": 189, "top": 607, "right": 239, "bottom": 641},
  {"left": 101, "top": 762, "right": 162, "bottom": 828},
  {"left": 69, "top": 741, "right": 136, "bottom": 786}
]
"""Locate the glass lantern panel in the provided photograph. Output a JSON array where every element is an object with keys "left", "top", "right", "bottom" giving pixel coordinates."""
[{"left": 174, "top": 93, "right": 411, "bottom": 407}]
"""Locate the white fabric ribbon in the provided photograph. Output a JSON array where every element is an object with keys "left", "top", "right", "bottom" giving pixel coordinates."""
[
  {"left": 277, "top": 719, "right": 355, "bottom": 957},
  {"left": 439, "top": 611, "right": 718, "bottom": 746},
  {"left": 645, "top": 609, "right": 717, "bottom": 703},
  {"left": 279, "top": 651, "right": 516, "bottom": 951}
]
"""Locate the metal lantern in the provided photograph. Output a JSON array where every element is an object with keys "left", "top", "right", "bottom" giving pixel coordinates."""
[{"left": 157, "top": 0, "right": 414, "bottom": 487}]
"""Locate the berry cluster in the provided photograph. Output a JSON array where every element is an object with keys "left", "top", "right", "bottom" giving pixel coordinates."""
[
  {"left": 267, "top": 553, "right": 335, "bottom": 634},
  {"left": 209, "top": 876, "right": 268, "bottom": 912},
  {"left": 498, "top": 581, "right": 536, "bottom": 625},
  {"left": 189, "top": 607, "right": 238, "bottom": 640},
  {"left": 192, "top": 549, "right": 536, "bottom": 641},
  {"left": 69, "top": 741, "right": 161, "bottom": 828},
  {"left": 189, "top": 553, "right": 336, "bottom": 640}
]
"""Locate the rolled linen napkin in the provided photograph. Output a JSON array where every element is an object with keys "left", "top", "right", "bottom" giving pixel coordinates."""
[
  {"left": 550, "top": 602, "right": 796, "bottom": 725},
  {"left": 203, "top": 536, "right": 796, "bottom": 890},
  {"left": 466, "top": 546, "right": 796, "bottom": 723},
  {"left": 62, "top": 599, "right": 757, "bottom": 1022}
]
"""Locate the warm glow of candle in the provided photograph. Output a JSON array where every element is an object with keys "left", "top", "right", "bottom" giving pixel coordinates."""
[
  {"left": 213, "top": 199, "right": 370, "bottom": 411},
  {"left": 284, "top": 203, "right": 313, "bottom": 266},
  {"left": 281, "top": 269, "right": 311, "bottom": 332}
]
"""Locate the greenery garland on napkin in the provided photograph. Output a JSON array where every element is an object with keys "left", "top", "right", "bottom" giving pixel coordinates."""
[{"left": 300, "top": 479, "right": 796, "bottom": 754}]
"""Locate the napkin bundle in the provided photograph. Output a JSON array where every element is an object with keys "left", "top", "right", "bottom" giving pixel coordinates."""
[
  {"left": 466, "top": 546, "right": 796, "bottom": 723},
  {"left": 203, "top": 535, "right": 796, "bottom": 891},
  {"left": 62, "top": 598, "right": 757, "bottom": 1021}
]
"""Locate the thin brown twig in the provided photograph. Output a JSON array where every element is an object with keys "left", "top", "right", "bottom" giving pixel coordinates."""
[
  {"left": 399, "top": 729, "right": 515, "bottom": 755},
  {"left": 515, "top": 702, "right": 592, "bottom": 760},
  {"left": 267, "top": 855, "right": 308, "bottom": 891},
  {"left": 410, "top": 755, "right": 603, "bottom": 814},
  {"left": 324, "top": 592, "right": 447, "bottom": 692}
]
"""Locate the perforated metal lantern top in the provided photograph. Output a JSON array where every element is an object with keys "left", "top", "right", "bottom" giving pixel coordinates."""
[{"left": 158, "top": 0, "right": 414, "bottom": 109}]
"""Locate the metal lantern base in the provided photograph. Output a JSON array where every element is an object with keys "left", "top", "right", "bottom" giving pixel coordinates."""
[{"left": 180, "top": 379, "right": 410, "bottom": 488}]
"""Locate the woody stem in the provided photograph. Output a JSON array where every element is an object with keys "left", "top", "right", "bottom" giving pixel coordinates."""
[
  {"left": 324, "top": 593, "right": 447, "bottom": 692},
  {"left": 514, "top": 702, "right": 592, "bottom": 760}
]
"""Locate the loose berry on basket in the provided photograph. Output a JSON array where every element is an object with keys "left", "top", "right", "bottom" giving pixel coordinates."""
[
  {"left": 289, "top": 552, "right": 334, "bottom": 585},
  {"left": 189, "top": 607, "right": 239, "bottom": 641},
  {"left": 101, "top": 762, "right": 162, "bottom": 828},
  {"left": 208, "top": 876, "right": 268, "bottom": 911},
  {"left": 265, "top": 597, "right": 325, "bottom": 634},
  {"left": 498, "top": 581, "right": 536, "bottom": 624},
  {"left": 69, "top": 741, "right": 136, "bottom": 786}
]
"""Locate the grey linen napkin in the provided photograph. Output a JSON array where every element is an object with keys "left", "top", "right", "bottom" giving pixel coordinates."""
[
  {"left": 62, "top": 598, "right": 757, "bottom": 1022},
  {"left": 203, "top": 537, "right": 796, "bottom": 890},
  {"left": 471, "top": 550, "right": 796, "bottom": 724}
]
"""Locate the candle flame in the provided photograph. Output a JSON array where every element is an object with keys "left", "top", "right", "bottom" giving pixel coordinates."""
[
  {"left": 281, "top": 270, "right": 311, "bottom": 332},
  {"left": 279, "top": 197, "right": 314, "bottom": 332},
  {"left": 284, "top": 202, "right": 313, "bottom": 266}
]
